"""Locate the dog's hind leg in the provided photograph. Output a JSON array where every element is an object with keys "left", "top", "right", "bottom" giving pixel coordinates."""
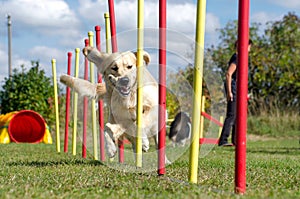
[
  {"left": 60, "top": 74, "right": 106, "bottom": 99},
  {"left": 142, "top": 133, "right": 150, "bottom": 152}
]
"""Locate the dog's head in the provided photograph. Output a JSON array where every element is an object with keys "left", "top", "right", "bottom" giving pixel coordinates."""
[{"left": 83, "top": 47, "right": 150, "bottom": 98}]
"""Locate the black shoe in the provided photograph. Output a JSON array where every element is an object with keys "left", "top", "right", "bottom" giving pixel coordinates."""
[{"left": 219, "top": 143, "right": 234, "bottom": 147}]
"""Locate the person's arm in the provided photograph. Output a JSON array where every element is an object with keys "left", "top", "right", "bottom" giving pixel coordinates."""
[{"left": 225, "top": 63, "right": 236, "bottom": 101}]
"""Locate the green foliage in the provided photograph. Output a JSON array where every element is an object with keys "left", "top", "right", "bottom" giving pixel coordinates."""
[
  {"left": 166, "top": 66, "right": 194, "bottom": 118},
  {"left": 208, "top": 12, "right": 300, "bottom": 114},
  {"left": 251, "top": 13, "right": 300, "bottom": 113},
  {"left": 166, "top": 56, "right": 226, "bottom": 119},
  {"left": 0, "top": 61, "right": 57, "bottom": 125}
]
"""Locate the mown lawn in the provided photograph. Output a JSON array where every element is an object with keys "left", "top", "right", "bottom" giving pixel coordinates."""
[{"left": 0, "top": 137, "right": 299, "bottom": 199}]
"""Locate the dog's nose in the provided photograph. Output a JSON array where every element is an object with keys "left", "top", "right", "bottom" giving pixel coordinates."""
[{"left": 119, "top": 77, "right": 130, "bottom": 86}]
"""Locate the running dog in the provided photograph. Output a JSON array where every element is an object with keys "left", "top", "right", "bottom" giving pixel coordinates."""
[
  {"left": 168, "top": 111, "right": 191, "bottom": 146},
  {"left": 60, "top": 47, "right": 159, "bottom": 159}
]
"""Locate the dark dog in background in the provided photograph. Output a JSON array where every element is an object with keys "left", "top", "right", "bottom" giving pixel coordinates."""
[{"left": 168, "top": 111, "right": 191, "bottom": 146}]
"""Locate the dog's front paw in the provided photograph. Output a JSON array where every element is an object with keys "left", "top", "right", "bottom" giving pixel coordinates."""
[
  {"left": 106, "top": 123, "right": 125, "bottom": 140},
  {"left": 96, "top": 83, "right": 107, "bottom": 98}
]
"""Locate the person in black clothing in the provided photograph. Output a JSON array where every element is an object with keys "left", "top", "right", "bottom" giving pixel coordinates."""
[{"left": 218, "top": 39, "right": 252, "bottom": 146}]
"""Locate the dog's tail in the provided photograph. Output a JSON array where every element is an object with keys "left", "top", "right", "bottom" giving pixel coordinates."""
[{"left": 60, "top": 74, "right": 106, "bottom": 99}]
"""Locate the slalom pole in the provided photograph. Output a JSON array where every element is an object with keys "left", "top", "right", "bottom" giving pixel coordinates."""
[
  {"left": 218, "top": 116, "right": 224, "bottom": 138},
  {"left": 108, "top": 0, "right": 118, "bottom": 52},
  {"left": 82, "top": 39, "right": 89, "bottom": 158},
  {"left": 51, "top": 59, "right": 60, "bottom": 153},
  {"left": 235, "top": 0, "right": 250, "bottom": 194},
  {"left": 108, "top": 0, "right": 124, "bottom": 163},
  {"left": 95, "top": 25, "right": 105, "bottom": 162},
  {"left": 199, "top": 95, "right": 205, "bottom": 140},
  {"left": 72, "top": 48, "right": 80, "bottom": 156},
  {"left": 188, "top": 0, "right": 206, "bottom": 183},
  {"left": 64, "top": 52, "right": 72, "bottom": 152},
  {"left": 136, "top": 0, "right": 144, "bottom": 168},
  {"left": 158, "top": 0, "right": 167, "bottom": 175},
  {"left": 104, "top": 12, "right": 112, "bottom": 54},
  {"left": 88, "top": 31, "right": 99, "bottom": 160}
]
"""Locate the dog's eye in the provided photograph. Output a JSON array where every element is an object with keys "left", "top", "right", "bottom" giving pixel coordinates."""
[
  {"left": 111, "top": 65, "right": 118, "bottom": 71},
  {"left": 127, "top": 65, "right": 133, "bottom": 69}
]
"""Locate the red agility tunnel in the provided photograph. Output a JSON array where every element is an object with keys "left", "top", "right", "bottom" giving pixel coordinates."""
[{"left": 8, "top": 110, "right": 46, "bottom": 143}]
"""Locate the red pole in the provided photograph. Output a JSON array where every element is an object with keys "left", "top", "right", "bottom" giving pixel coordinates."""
[
  {"left": 82, "top": 39, "right": 89, "bottom": 158},
  {"left": 201, "top": 112, "right": 223, "bottom": 127},
  {"left": 158, "top": 0, "right": 167, "bottom": 175},
  {"left": 235, "top": 0, "right": 250, "bottom": 194},
  {"left": 108, "top": 0, "right": 118, "bottom": 53},
  {"left": 95, "top": 25, "right": 106, "bottom": 162},
  {"left": 108, "top": 0, "right": 124, "bottom": 163},
  {"left": 64, "top": 52, "right": 72, "bottom": 153}
]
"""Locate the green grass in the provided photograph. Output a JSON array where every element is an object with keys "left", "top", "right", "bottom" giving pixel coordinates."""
[{"left": 0, "top": 138, "right": 299, "bottom": 199}]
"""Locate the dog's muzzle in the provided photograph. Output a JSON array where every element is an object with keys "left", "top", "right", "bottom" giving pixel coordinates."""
[{"left": 116, "top": 76, "right": 131, "bottom": 97}]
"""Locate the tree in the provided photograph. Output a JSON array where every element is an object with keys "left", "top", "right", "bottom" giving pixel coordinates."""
[
  {"left": 208, "top": 12, "right": 300, "bottom": 114},
  {"left": 166, "top": 53, "right": 225, "bottom": 119},
  {"left": 251, "top": 13, "right": 300, "bottom": 113},
  {"left": 0, "top": 61, "right": 59, "bottom": 125}
]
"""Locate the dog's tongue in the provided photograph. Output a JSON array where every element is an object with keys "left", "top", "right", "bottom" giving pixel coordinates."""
[{"left": 120, "top": 86, "right": 130, "bottom": 95}]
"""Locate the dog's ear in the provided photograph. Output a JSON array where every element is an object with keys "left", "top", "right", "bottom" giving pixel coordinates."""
[
  {"left": 82, "top": 46, "right": 110, "bottom": 73},
  {"left": 133, "top": 51, "right": 151, "bottom": 66}
]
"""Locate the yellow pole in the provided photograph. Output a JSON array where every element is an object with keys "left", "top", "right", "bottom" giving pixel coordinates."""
[
  {"left": 88, "top": 31, "right": 98, "bottom": 160},
  {"left": 188, "top": 0, "right": 206, "bottom": 183},
  {"left": 51, "top": 59, "right": 60, "bottom": 153},
  {"left": 199, "top": 95, "right": 206, "bottom": 139},
  {"left": 72, "top": 48, "right": 80, "bottom": 155},
  {"left": 136, "top": 0, "right": 144, "bottom": 168},
  {"left": 218, "top": 116, "right": 224, "bottom": 138},
  {"left": 104, "top": 12, "right": 112, "bottom": 54}
]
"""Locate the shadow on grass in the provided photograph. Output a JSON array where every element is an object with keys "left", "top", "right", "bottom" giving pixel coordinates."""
[
  {"left": 6, "top": 159, "right": 105, "bottom": 167},
  {"left": 247, "top": 147, "right": 300, "bottom": 155}
]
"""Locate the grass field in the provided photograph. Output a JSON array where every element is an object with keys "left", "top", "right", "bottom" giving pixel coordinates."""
[{"left": 0, "top": 137, "right": 299, "bottom": 199}]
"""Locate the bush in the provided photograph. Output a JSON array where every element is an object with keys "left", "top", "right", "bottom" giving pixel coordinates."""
[{"left": 0, "top": 61, "right": 59, "bottom": 126}]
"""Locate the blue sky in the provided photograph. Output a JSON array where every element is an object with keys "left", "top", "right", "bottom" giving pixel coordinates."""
[{"left": 0, "top": 0, "right": 299, "bottom": 84}]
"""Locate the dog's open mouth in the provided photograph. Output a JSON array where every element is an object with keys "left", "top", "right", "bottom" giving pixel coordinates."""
[
  {"left": 109, "top": 75, "right": 131, "bottom": 97},
  {"left": 117, "top": 76, "right": 131, "bottom": 96},
  {"left": 116, "top": 84, "right": 130, "bottom": 96}
]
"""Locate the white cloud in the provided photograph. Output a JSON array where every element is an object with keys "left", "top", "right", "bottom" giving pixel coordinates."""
[
  {"left": 251, "top": 12, "right": 283, "bottom": 26},
  {"left": 28, "top": 46, "right": 64, "bottom": 62},
  {"left": 78, "top": 1, "right": 220, "bottom": 48},
  {"left": 78, "top": 0, "right": 107, "bottom": 24},
  {"left": 0, "top": 44, "right": 6, "bottom": 65},
  {"left": 0, "top": 45, "right": 9, "bottom": 84},
  {"left": 251, "top": 11, "right": 284, "bottom": 35},
  {"left": 0, "top": 0, "right": 83, "bottom": 48},
  {"left": 269, "top": 0, "right": 300, "bottom": 9},
  {"left": 78, "top": 1, "right": 197, "bottom": 34},
  {"left": 28, "top": 46, "right": 73, "bottom": 76},
  {"left": 1, "top": 0, "right": 80, "bottom": 29},
  {"left": 206, "top": 13, "right": 221, "bottom": 33}
]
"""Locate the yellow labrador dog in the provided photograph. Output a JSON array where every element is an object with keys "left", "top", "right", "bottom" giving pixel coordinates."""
[{"left": 60, "top": 47, "right": 159, "bottom": 159}]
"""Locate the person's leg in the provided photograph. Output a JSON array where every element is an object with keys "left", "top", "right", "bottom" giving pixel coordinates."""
[
  {"left": 231, "top": 100, "right": 237, "bottom": 145},
  {"left": 218, "top": 100, "right": 235, "bottom": 146}
]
